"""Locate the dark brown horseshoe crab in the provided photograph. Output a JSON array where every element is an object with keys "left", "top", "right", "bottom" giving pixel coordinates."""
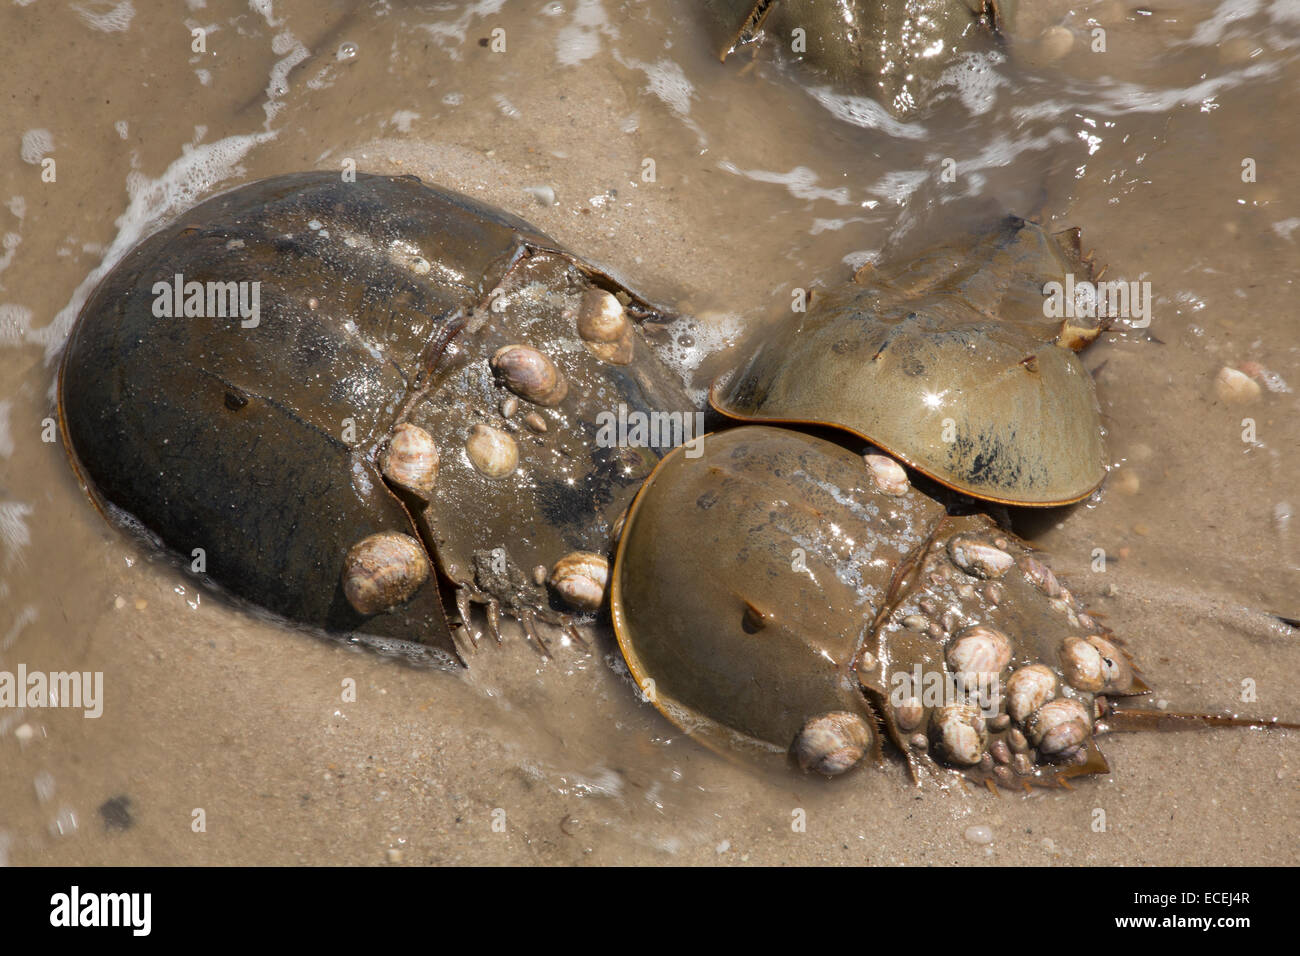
[
  {"left": 713, "top": 0, "right": 1014, "bottom": 116},
  {"left": 58, "top": 171, "right": 694, "bottom": 662},
  {"left": 611, "top": 426, "right": 1295, "bottom": 789},
  {"left": 711, "top": 216, "right": 1107, "bottom": 506}
]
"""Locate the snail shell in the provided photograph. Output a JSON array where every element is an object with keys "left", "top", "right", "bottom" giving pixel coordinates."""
[
  {"left": 929, "top": 704, "right": 987, "bottom": 767},
  {"left": 1018, "top": 553, "right": 1062, "bottom": 597},
  {"left": 379, "top": 422, "right": 439, "bottom": 499},
  {"left": 548, "top": 551, "right": 609, "bottom": 611},
  {"left": 1006, "top": 664, "right": 1058, "bottom": 724},
  {"left": 792, "top": 711, "right": 873, "bottom": 776},
  {"left": 863, "top": 453, "right": 909, "bottom": 495},
  {"left": 1087, "top": 634, "right": 1139, "bottom": 693},
  {"left": 576, "top": 288, "right": 634, "bottom": 365},
  {"left": 465, "top": 424, "right": 519, "bottom": 479},
  {"left": 341, "top": 531, "right": 431, "bottom": 616},
  {"left": 947, "top": 534, "right": 1014, "bottom": 579},
  {"left": 1060, "top": 636, "right": 1104, "bottom": 692},
  {"left": 945, "top": 625, "right": 1012, "bottom": 678},
  {"left": 1025, "top": 698, "right": 1092, "bottom": 759},
  {"left": 894, "top": 697, "right": 925, "bottom": 732},
  {"left": 490, "top": 344, "right": 568, "bottom": 406}
]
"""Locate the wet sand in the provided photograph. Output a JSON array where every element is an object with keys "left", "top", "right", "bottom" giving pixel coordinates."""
[{"left": 0, "top": 0, "right": 1297, "bottom": 865}]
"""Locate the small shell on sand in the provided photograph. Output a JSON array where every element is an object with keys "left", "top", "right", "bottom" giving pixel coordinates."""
[
  {"left": 1038, "top": 26, "right": 1075, "bottom": 63},
  {"left": 1214, "top": 366, "right": 1261, "bottom": 404}
]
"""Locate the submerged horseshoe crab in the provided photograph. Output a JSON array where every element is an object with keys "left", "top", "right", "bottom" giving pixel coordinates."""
[
  {"left": 611, "top": 426, "right": 1294, "bottom": 790},
  {"left": 712, "top": 0, "right": 1014, "bottom": 116},
  {"left": 712, "top": 216, "right": 1108, "bottom": 506},
  {"left": 58, "top": 171, "right": 694, "bottom": 662}
]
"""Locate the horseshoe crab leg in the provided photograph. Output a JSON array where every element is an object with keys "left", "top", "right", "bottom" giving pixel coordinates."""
[
  {"left": 518, "top": 609, "right": 553, "bottom": 660},
  {"left": 454, "top": 587, "right": 480, "bottom": 649},
  {"left": 485, "top": 598, "right": 505, "bottom": 647}
]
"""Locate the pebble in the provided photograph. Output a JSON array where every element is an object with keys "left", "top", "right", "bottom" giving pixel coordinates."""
[
  {"left": 114, "top": 596, "right": 125, "bottom": 610},
  {"left": 524, "top": 185, "right": 556, "bottom": 206},
  {"left": 134, "top": 598, "right": 148, "bottom": 610},
  {"left": 386, "top": 848, "right": 403, "bottom": 863},
  {"left": 1239, "top": 361, "right": 1290, "bottom": 394},
  {"left": 1214, "top": 366, "right": 1261, "bottom": 404},
  {"left": 14, "top": 723, "right": 34, "bottom": 743},
  {"left": 964, "top": 824, "right": 994, "bottom": 845}
]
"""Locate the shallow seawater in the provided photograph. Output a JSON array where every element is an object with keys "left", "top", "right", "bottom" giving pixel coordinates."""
[{"left": 0, "top": 0, "right": 1297, "bottom": 865}]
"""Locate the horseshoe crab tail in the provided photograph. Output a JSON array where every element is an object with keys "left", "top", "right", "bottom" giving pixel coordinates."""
[
  {"left": 719, "top": 0, "right": 776, "bottom": 61},
  {"left": 1097, "top": 702, "right": 1300, "bottom": 735}
]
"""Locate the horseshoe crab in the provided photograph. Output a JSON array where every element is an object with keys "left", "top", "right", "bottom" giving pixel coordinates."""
[
  {"left": 611, "top": 426, "right": 1294, "bottom": 789},
  {"left": 58, "top": 171, "right": 694, "bottom": 661},
  {"left": 713, "top": 0, "right": 1013, "bottom": 116},
  {"left": 711, "top": 216, "right": 1107, "bottom": 506}
]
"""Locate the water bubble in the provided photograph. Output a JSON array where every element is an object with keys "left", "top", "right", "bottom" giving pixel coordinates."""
[
  {"left": 336, "top": 41, "right": 358, "bottom": 62},
  {"left": 49, "top": 807, "right": 78, "bottom": 838},
  {"left": 1275, "top": 501, "right": 1293, "bottom": 534}
]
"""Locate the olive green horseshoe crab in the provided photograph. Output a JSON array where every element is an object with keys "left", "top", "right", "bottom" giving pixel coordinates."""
[
  {"left": 712, "top": 0, "right": 1014, "bottom": 116},
  {"left": 711, "top": 215, "right": 1107, "bottom": 506},
  {"left": 611, "top": 426, "right": 1295, "bottom": 790},
  {"left": 58, "top": 171, "right": 695, "bottom": 663}
]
